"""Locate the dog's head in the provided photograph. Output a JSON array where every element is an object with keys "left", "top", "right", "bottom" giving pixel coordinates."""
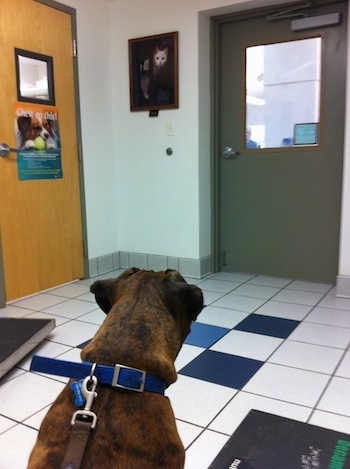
[
  {"left": 17, "top": 116, "right": 54, "bottom": 147},
  {"left": 87, "top": 269, "right": 204, "bottom": 382},
  {"left": 90, "top": 268, "right": 203, "bottom": 330}
]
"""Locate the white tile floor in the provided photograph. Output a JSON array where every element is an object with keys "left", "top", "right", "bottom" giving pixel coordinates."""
[{"left": 0, "top": 270, "right": 350, "bottom": 468}]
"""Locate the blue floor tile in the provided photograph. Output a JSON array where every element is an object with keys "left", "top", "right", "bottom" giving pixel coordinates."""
[
  {"left": 234, "top": 314, "right": 299, "bottom": 339},
  {"left": 179, "top": 350, "right": 264, "bottom": 389},
  {"left": 185, "top": 322, "right": 230, "bottom": 348}
]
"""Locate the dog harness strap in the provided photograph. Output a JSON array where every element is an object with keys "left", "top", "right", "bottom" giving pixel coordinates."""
[
  {"left": 30, "top": 355, "right": 167, "bottom": 394},
  {"left": 60, "top": 419, "right": 92, "bottom": 469}
]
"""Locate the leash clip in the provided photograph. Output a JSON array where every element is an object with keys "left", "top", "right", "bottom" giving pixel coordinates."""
[
  {"left": 64, "top": 368, "right": 98, "bottom": 469},
  {"left": 71, "top": 371, "right": 98, "bottom": 429}
]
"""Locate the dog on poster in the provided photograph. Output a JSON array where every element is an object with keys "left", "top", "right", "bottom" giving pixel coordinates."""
[{"left": 16, "top": 115, "right": 58, "bottom": 150}]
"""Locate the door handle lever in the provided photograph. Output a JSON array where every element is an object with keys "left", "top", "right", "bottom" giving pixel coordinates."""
[
  {"left": 222, "top": 146, "right": 240, "bottom": 159},
  {"left": 0, "top": 144, "right": 20, "bottom": 158}
]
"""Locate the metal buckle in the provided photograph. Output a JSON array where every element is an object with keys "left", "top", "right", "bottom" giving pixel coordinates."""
[
  {"left": 112, "top": 364, "right": 146, "bottom": 392},
  {"left": 71, "top": 410, "right": 97, "bottom": 429}
]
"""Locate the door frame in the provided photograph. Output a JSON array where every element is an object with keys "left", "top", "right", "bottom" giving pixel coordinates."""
[
  {"left": 0, "top": 0, "right": 89, "bottom": 306},
  {"left": 210, "top": 0, "right": 346, "bottom": 276}
]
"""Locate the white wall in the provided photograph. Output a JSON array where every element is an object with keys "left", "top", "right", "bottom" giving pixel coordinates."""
[
  {"left": 109, "top": 1, "right": 202, "bottom": 259},
  {"left": 61, "top": 0, "right": 350, "bottom": 286}
]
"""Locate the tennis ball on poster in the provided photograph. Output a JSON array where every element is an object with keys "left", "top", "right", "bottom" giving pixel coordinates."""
[{"left": 34, "top": 136, "right": 46, "bottom": 150}]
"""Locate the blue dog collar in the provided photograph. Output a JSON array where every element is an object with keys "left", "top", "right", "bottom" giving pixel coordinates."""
[{"left": 30, "top": 355, "right": 167, "bottom": 395}]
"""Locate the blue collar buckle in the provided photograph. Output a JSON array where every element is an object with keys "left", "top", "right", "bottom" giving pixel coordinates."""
[{"left": 112, "top": 364, "right": 146, "bottom": 392}]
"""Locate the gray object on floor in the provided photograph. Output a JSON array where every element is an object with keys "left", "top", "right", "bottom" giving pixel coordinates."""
[{"left": 0, "top": 318, "right": 55, "bottom": 379}]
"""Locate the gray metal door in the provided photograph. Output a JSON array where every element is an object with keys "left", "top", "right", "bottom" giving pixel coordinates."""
[{"left": 216, "top": 0, "right": 347, "bottom": 282}]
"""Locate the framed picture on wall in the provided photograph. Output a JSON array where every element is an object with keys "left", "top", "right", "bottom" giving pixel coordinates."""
[{"left": 129, "top": 31, "right": 179, "bottom": 112}]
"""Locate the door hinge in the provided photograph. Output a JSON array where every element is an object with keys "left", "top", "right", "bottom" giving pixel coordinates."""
[
  {"left": 83, "top": 240, "right": 88, "bottom": 258},
  {"left": 78, "top": 143, "right": 83, "bottom": 162},
  {"left": 221, "top": 251, "right": 227, "bottom": 267},
  {"left": 73, "top": 39, "right": 77, "bottom": 58}
]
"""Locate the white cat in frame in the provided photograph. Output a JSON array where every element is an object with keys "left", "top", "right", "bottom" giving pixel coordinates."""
[{"left": 129, "top": 31, "right": 179, "bottom": 112}]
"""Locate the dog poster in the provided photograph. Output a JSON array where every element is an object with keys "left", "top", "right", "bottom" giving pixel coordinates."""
[{"left": 14, "top": 103, "right": 62, "bottom": 180}]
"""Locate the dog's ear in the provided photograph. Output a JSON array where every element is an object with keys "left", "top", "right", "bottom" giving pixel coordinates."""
[
  {"left": 17, "top": 116, "right": 31, "bottom": 133},
  {"left": 17, "top": 116, "right": 31, "bottom": 147},
  {"left": 90, "top": 280, "right": 114, "bottom": 314},
  {"left": 164, "top": 269, "right": 186, "bottom": 283},
  {"left": 163, "top": 272, "right": 204, "bottom": 321},
  {"left": 90, "top": 268, "right": 141, "bottom": 314},
  {"left": 184, "top": 284, "right": 204, "bottom": 321}
]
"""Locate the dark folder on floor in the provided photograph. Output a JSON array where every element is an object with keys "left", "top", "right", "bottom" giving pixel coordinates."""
[
  {"left": 209, "top": 410, "right": 350, "bottom": 469},
  {"left": 0, "top": 318, "right": 55, "bottom": 379}
]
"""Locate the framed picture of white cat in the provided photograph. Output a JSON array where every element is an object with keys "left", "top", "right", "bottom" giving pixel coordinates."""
[{"left": 129, "top": 31, "right": 179, "bottom": 111}]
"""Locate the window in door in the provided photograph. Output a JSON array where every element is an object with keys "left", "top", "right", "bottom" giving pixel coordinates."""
[{"left": 245, "top": 36, "right": 322, "bottom": 149}]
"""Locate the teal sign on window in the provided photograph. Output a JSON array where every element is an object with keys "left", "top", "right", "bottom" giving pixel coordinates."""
[{"left": 293, "top": 123, "right": 319, "bottom": 146}]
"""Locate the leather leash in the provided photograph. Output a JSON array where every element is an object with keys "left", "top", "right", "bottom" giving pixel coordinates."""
[{"left": 61, "top": 418, "right": 94, "bottom": 469}]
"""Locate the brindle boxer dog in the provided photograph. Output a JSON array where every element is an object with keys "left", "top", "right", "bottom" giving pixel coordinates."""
[{"left": 28, "top": 268, "right": 204, "bottom": 468}]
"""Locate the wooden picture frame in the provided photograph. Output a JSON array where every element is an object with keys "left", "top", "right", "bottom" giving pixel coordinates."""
[{"left": 129, "top": 31, "right": 179, "bottom": 112}]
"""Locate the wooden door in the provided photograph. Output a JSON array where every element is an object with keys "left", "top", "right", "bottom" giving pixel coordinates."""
[
  {"left": 216, "top": 1, "right": 347, "bottom": 283},
  {"left": 0, "top": 0, "right": 85, "bottom": 301}
]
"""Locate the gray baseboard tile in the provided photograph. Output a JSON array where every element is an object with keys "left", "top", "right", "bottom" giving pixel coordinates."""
[
  {"left": 179, "top": 258, "right": 201, "bottom": 278},
  {"left": 167, "top": 257, "right": 179, "bottom": 271},
  {"left": 120, "top": 251, "right": 129, "bottom": 269},
  {"left": 113, "top": 252, "right": 120, "bottom": 270},
  {"left": 199, "top": 256, "right": 212, "bottom": 278},
  {"left": 88, "top": 251, "right": 212, "bottom": 279},
  {"left": 148, "top": 255, "right": 168, "bottom": 271},
  {"left": 128, "top": 252, "right": 147, "bottom": 270},
  {"left": 88, "top": 257, "right": 98, "bottom": 277},
  {"left": 89, "top": 251, "right": 120, "bottom": 277},
  {"left": 97, "top": 254, "right": 114, "bottom": 275},
  {"left": 335, "top": 275, "right": 350, "bottom": 298}
]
